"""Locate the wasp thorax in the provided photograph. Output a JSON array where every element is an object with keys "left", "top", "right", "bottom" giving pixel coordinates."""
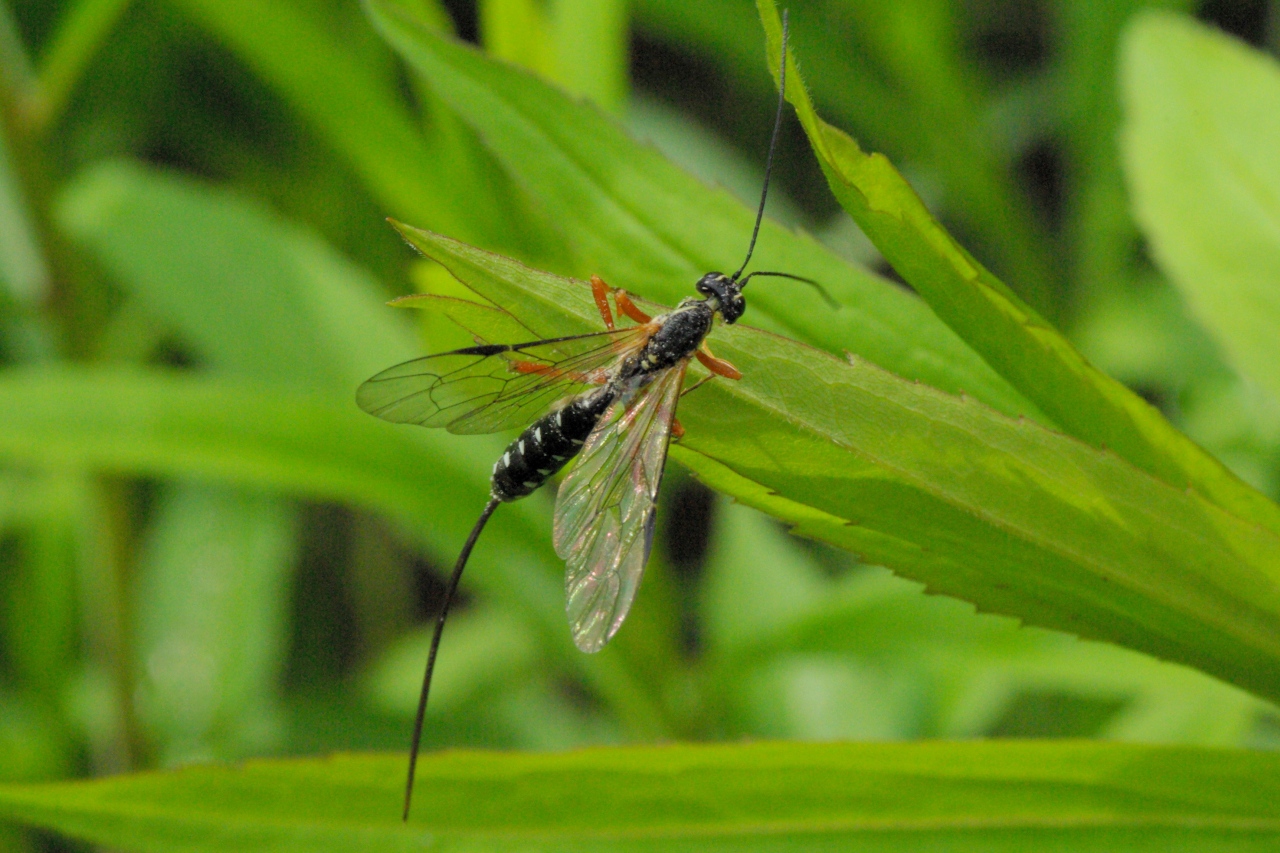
[{"left": 696, "top": 272, "right": 746, "bottom": 324}]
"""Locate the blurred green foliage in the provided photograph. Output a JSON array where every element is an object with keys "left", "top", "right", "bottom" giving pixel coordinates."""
[{"left": 0, "top": 0, "right": 1279, "bottom": 850}]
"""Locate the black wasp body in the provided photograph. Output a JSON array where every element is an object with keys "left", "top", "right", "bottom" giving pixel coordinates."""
[
  {"left": 490, "top": 384, "right": 611, "bottom": 501},
  {"left": 356, "top": 12, "right": 828, "bottom": 820},
  {"left": 489, "top": 275, "right": 732, "bottom": 503}
]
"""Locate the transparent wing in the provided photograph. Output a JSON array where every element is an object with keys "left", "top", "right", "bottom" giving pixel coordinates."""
[
  {"left": 553, "top": 363, "right": 687, "bottom": 652},
  {"left": 356, "top": 329, "right": 645, "bottom": 435}
]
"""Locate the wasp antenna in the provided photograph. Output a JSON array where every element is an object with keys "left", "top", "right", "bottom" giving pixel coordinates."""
[
  {"left": 732, "top": 9, "right": 790, "bottom": 283},
  {"left": 739, "top": 270, "right": 839, "bottom": 308},
  {"left": 403, "top": 497, "right": 501, "bottom": 822}
]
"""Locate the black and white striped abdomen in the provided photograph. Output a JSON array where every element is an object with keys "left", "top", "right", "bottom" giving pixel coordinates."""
[{"left": 491, "top": 389, "right": 613, "bottom": 502}]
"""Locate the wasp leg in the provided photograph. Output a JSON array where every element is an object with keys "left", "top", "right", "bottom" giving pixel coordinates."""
[
  {"left": 672, "top": 418, "right": 685, "bottom": 439},
  {"left": 613, "top": 290, "right": 652, "bottom": 324},
  {"left": 696, "top": 345, "right": 742, "bottom": 380},
  {"left": 590, "top": 275, "right": 616, "bottom": 330},
  {"left": 679, "top": 374, "right": 714, "bottom": 398}
]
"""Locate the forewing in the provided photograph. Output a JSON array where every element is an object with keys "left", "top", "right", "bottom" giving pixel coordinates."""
[
  {"left": 554, "top": 364, "right": 687, "bottom": 652},
  {"left": 356, "top": 329, "right": 641, "bottom": 434}
]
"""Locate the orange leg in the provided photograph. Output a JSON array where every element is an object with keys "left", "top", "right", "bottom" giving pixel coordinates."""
[
  {"left": 671, "top": 418, "right": 685, "bottom": 439},
  {"left": 590, "top": 275, "right": 616, "bottom": 330},
  {"left": 592, "top": 274, "right": 653, "bottom": 326},
  {"left": 613, "top": 290, "right": 652, "bottom": 324},
  {"left": 696, "top": 344, "right": 742, "bottom": 380}
]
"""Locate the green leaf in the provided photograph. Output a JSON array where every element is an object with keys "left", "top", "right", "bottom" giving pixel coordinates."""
[
  {"left": 391, "top": 225, "right": 1280, "bottom": 705},
  {"left": 389, "top": 292, "right": 537, "bottom": 343},
  {"left": 58, "top": 160, "right": 418, "bottom": 395},
  {"left": 1121, "top": 13, "right": 1280, "bottom": 405},
  {"left": 0, "top": 472, "right": 83, "bottom": 697},
  {"left": 479, "top": 0, "right": 632, "bottom": 115},
  {"left": 752, "top": 0, "right": 1280, "bottom": 541},
  {"left": 702, "top": 539, "right": 1266, "bottom": 744},
  {"left": 2, "top": 744, "right": 1279, "bottom": 850},
  {"left": 164, "top": 0, "right": 528, "bottom": 251},
  {"left": 364, "top": 0, "right": 1040, "bottom": 422},
  {"left": 0, "top": 366, "right": 668, "bottom": 736},
  {"left": 546, "top": 0, "right": 630, "bottom": 114}
]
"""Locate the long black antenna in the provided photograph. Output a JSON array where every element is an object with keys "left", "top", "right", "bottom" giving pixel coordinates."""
[
  {"left": 403, "top": 497, "right": 501, "bottom": 822},
  {"left": 731, "top": 9, "right": 790, "bottom": 283},
  {"left": 741, "top": 270, "right": 838, "bottom": 307}
]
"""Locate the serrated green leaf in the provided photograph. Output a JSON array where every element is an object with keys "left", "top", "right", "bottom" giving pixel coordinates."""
[
  {"left": 2, "top": 744, "right": 1279, "bottom": 851},
  {"left": 752, "top": 0, "right": 1280, "bottom": 542},
  {"left": 1121, "top": 13, "right": 1280, "bottom": 405},
  {"left": 364, "top": 0, "right": 1040, "bottom": 422},
  {"left": 389, "top": 225, "right": 1280, "bottom": 705}
]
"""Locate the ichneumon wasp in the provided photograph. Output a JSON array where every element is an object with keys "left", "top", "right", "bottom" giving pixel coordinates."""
[{"left": 357, "top": 11, "right": 830, "bottom": 820}]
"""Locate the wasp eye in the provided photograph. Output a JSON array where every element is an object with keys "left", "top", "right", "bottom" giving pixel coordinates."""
[
  {"left": 695, "top": 273, "right": 721, "bottom": 297},
  {"left": 722, "top": 293, "right": 746, "bottom": 324}
]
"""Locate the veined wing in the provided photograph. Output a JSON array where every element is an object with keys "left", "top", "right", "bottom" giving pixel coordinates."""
[
  {"left": 553, "top": 363, "right": 688, "bottom": 653},
  {"left": 356, "top": 328, "right": 646, "bottom": 435}
]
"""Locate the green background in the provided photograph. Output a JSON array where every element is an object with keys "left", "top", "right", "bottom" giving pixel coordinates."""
[{"left": 0, "top": 0, "right": 1279, "bottom": 849}]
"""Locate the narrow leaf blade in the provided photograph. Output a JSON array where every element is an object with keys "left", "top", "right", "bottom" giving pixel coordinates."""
[{"left": 1, "top": 743, "right": 1278, "bottom": 851}]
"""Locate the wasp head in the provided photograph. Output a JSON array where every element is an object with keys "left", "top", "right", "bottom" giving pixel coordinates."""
[{"left": 696, "top": 272, "right": 746, "bottom": 324}]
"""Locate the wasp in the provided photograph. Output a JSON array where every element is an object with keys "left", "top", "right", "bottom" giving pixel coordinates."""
[{"left": 358, "top": 12, "right": 825, "bottom": 819}]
